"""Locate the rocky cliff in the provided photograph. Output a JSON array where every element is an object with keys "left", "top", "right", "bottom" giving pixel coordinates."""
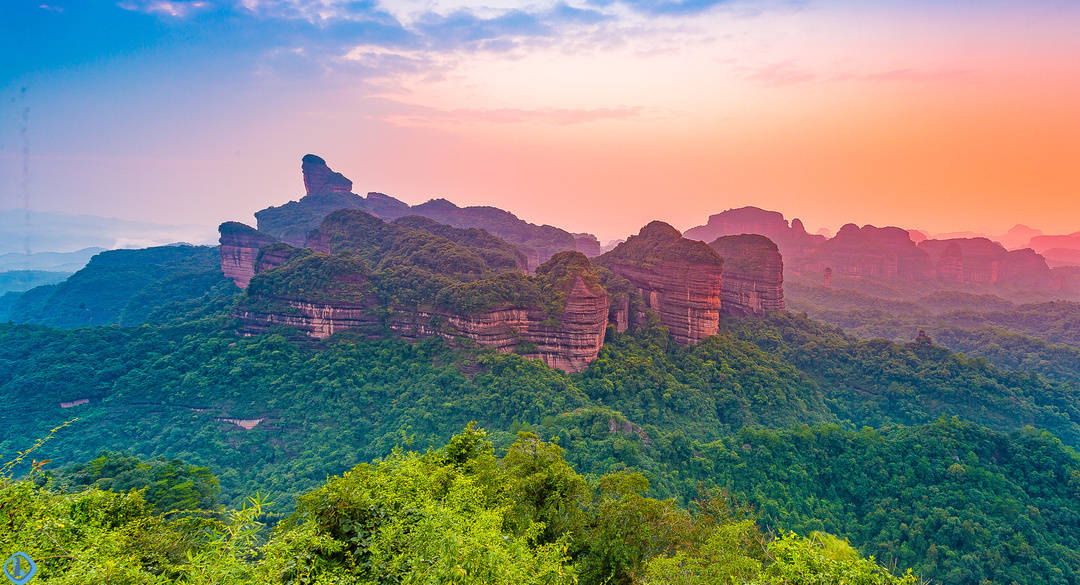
[
  {"left": 709, "top": 234, "right": 785, "bottom": 315},
  {"left": 598, "top": 222, "right": 723, "bottom": 345},
  {"left": 804, "top": 224, "right": 932, "bottom": 279},
  {"left": 918, "top": 237, "right": 1051, "bottom": 288},
  {"left": 234, "top": 210, "right": 608, "bottom": 372},
  {"left": 684, "top": 206, "right": 824, "bottom": 257},
  {"left": 218, "top": 222, "right": 279, "bottom": 289},
  {"left": 573, "top": 233, "right": 603, "bottom": 257},
  {"left": 254, "top": 155, "right": 594, "bottom": 269}
]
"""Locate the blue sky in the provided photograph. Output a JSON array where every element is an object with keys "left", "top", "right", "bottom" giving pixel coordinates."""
[{"left": 2, "top": 0, "right": 1079, "bottom": 242}]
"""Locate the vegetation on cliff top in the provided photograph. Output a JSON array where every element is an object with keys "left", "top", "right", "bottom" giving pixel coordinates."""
[
  {"left": 244, "top": 211, "right": 606, "bottom": 317},
  {"left": 600, "top": 221, "right": 723, "bottom": 270}
]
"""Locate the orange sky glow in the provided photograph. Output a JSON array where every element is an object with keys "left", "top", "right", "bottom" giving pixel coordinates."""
[{"left": 3, "top": 0, "right": 1079, "bottom": 242}]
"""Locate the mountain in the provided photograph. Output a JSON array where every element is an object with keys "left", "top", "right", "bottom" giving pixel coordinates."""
[
  {"left": 597, "top": 221, "right": 724, "bottom": 345},
  {"left": 228, "top": 209, "right": 610, "bottom": 372},
  {"left": 708, "top": 234, "right": 785, "bottom": 315},
  {"left": 6, "top": 244, "right": 235, "bottom": 328},
  {"left": 253, "top": 155, "right": 598, "bottom": 270},
  {"left": 683, "top": 205, "right": 824, "bottom": 256},
  {"left": 223, "top": 159, "right": 788, "bottom": 371},
  {"left": 685, "top": 207, "right": 1067, "bottom": 294}
]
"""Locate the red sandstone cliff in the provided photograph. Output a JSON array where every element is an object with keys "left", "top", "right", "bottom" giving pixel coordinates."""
[
  {"left": 218, "top": 222, "right": 279, "bottom": 289},
  {"left": 918, "top": 237, "right": 1051, "bottom": 288},
  {"left": 236, "top": 226, "right": 609, "bottom": 372},
  {"left": 708, "top": 234, "right": 785, "bottom": 315},
  {"left": 598, "top": 222, "right": 723, "bottom": 345},
  {"left": 804, "top": 224, "right": 932, "bottom": 279},
  {"left": 301, "top": 153, "right": 353, "bottom": 195}
]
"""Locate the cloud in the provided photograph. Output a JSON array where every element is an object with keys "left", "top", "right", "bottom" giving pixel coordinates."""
[
  {"left": 607, "top": 0, "right": 731, "bottom": 16},
  {"left": 117, "top": 0, "right": 211, "bottom": 18},
  {"left": 589, "top": 0, "right": 803, "bottom": 17},
  {"left": 366, "top": 97, "right": 644, "bottom": 127}
]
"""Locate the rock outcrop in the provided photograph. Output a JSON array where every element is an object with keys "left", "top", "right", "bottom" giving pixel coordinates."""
[
  {"left": 218, "top": 222, "right": 279, "bottom": 289},
  {"left": 805, "top": 224, "right": 932, "bottom": 279},
  {"left": 599, "top": 222, "right": 723, "bottom": 345},
  {"left": 254, "top": 155, "right": 596, "bottom": 269},
  {"left": 684, "top": 206, "right": 824, "bottom": 257},
  {"left": 574, "top": 233, "right": 603, "bottom": 257},
  {"left": 391, "top": 254, "right": 608, "bottom": 372},
  {"left": 918, "top": 238, "right": 1051, "bottom": 288},
  {"left": 301, "top": 154, "right": 353, "bottom": 194},
  {"left": 234, "top": 210, "right": 609, "bottom": 372},
  {"left": 709, "top": 234, "right": 784, "bottom": 315}
]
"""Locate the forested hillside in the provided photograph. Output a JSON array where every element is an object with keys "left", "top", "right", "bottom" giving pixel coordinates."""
[
  {"left": 786, "top": 280, "right": 1080, "bottom": 383},
  {"left": 1, "top": 245, "right": 234, "bottom": 327},
  {"left": 5, "top": 301, "right": 1080, "bottom": 583},
  {"left": 2, "top": 429, "right": 917, "bottom": 584}
]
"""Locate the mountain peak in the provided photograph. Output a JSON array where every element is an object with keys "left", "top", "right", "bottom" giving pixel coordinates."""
[{"left": 301, "top": 154, "right": 353, "bottom": 196}]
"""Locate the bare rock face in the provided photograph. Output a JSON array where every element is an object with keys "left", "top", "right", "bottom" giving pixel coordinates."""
[
  {"left": 918, "top": 238, "right": 1051, "bottom": 287},
  {"left": 599, "top": 222, "right": 723, "bottom": 345},
  {"left": 920, "top": 238, "right": 1003, "bottom": 283},
  {"left": 809, "top": 224, "right": 931, "bottom": 279},
  {"left": 218, "top": 222, "right": 278, "bottom": 289},
  {"left": 302, "top": 154, "right": 353, "bottom": 195},
  {"left": 709, "top": 234, "right": 784, "bottom": 315},
  {"left": 1000, "top": 248, "right": 1052, "bottom": 288},
  {"left": 236, "top": 214, "right": 609, "bottom": 372},
  {"left": 391, "top": 268, "right": 608, "bottom": 372},
  {"left": 573, "top": 233, "right": 603, "bottom": 257}
]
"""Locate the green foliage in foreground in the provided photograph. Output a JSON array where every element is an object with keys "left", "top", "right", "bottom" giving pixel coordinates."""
[
  {"left": 0, "top": 428, "right": 916, "bottom": 584},
  {"left": 4, "top": 312, "right": 1080, "bottom": 584},
  {"left": 46, "top": 451, "right": 220, "bottom": 513}
]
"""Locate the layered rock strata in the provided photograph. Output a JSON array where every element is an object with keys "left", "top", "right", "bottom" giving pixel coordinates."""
[
  {"left": 709, "top": 234, "right": 785, "bottom": 315},
  {"left": 218, "top": 222, "right": 279, "bottom": 289},
  {"left": 598, "top": 222, "right": 723, "bottom": 345},
  {"left": 233, "top": 213, "right": 610, "bottom": 372}
]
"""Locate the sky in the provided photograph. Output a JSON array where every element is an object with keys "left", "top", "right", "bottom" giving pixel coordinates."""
[{"left": 2, "top": 0, "right": 1079, "bottom": 243}]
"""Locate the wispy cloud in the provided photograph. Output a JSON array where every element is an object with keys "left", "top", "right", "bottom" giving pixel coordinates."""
[
  {"left": 117, "top": 0, "right": 211, "bottom": 18},
  {"left": 361, "top": 97, "right": 644, "bottom": 127}
]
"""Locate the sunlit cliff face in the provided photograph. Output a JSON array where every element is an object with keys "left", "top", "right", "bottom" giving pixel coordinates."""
[{"left": 2, "top": 1, "right": 1079, "bottom": 241}]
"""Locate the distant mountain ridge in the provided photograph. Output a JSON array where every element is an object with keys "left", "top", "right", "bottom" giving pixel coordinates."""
[
  {"left": 683, "top": 206, "right": 1079, "bottom": 295},
  {"left": 221, "top": 159, "right": 788, "bottom": 371},
  {"left": 254, "top": 155, "right": 594, "bottom": 270}
]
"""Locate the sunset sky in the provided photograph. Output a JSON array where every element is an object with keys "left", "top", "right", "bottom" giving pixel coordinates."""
[{"left": 2, "top": 0, "right": 1079, "bottom": 242}]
